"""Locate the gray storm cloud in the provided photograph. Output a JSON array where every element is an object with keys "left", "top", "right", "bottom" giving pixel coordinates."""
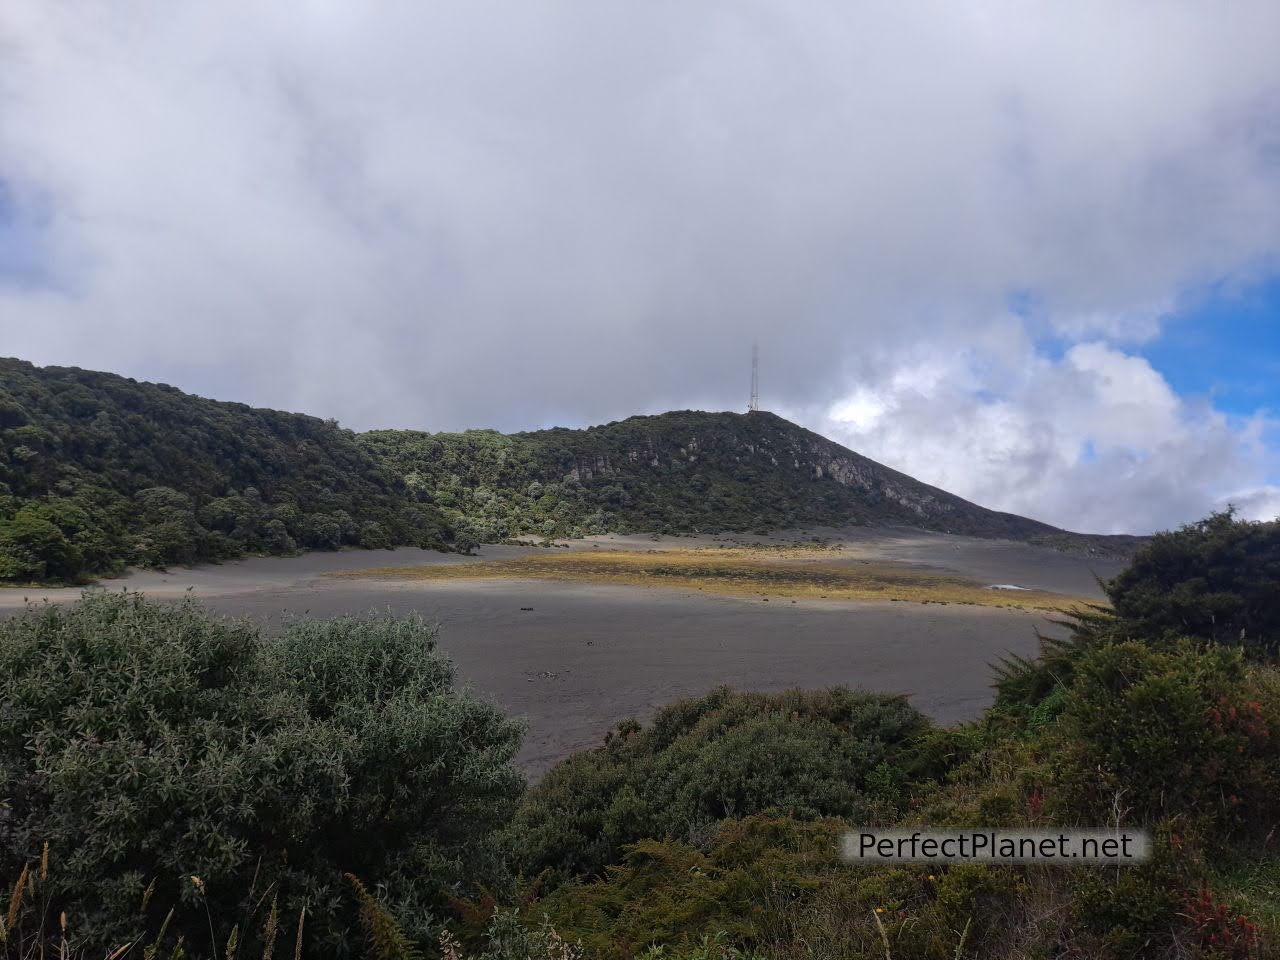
[{"left": 1, "top": 0, "right": 1278, "bottom": 532}]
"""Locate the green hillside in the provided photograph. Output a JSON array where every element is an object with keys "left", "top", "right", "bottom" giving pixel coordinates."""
[
  {"left": 1, "top": 359, "right": 1131, "bottom": 584},
  {"left": 362, "top": 411, "right": 1131, "bottom": 552},
  {"left": 0, "top": 358, "right": 449, "bottom": 582}
]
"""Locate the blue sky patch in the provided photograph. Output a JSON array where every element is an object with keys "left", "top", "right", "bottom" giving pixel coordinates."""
[{"left": 1140, "top": 275, "right": 1280, "bottom": 418}]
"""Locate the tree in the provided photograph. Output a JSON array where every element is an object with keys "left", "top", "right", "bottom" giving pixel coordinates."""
[{"left": 0, "top": 508, "right": 82, "bottom": 582}]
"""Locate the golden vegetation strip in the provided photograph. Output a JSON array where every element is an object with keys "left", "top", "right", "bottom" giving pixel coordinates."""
[{"left": 332, "top": 547, "right": 1093, "bottom": 611}]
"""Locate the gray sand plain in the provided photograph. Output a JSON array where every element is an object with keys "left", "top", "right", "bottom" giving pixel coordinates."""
[{"left": 0, "top": 527, "right": 1126, "bottom": 774}]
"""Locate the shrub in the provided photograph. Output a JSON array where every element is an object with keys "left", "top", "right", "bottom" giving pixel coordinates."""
[
  {"left": 1054, "top": 641, "right": 1280, "bottom": 837},
  {"left": 990, "top": 607, "right": 1113, "bottom": 724},
  {"left": 0, "top": 593, "right": 525, "bottom": 956},
  {"left": 1067, "top": 835, "right": 1192, "bottom": 957},
  {"left": 535, "top": 816, "right": 853, "bottom": 957},
  {"left": 344, "top": 877, "right": 587, "bottom": 960},
  {"left": 511, "top": 687, "right": 940, "bottom": 880},
  {"left": 1183, "top": 884, "right": 1261, "bottom": 959},
  {"left": 536, "top": 819, "right": 1046, "bottom": 960},
  {"left": 2, "top": 848, "right": 297, "bottom": 960},
  {"left": 1106, "top": 510, "right": 1280, "bottom": 658},
  {"left": 996, "top": 511, "right": 1280, "bottom": 729}
]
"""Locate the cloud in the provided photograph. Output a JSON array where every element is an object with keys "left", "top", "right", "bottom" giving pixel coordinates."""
[
  {"left": 1, "top": 1, "right": 1278, "bottom": 532},
  {"left": 1229, "top": 487, "right": 1280, "bottom": 523},
  {"left": 819, "top": 339, "right": 1280, "bottom": 533}
]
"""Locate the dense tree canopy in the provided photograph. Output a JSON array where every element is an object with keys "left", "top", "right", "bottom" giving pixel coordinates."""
[{"left": 0, "top": 359, "right": 450, "bottom": 582}]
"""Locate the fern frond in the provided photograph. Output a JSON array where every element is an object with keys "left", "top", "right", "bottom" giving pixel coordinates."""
[{"left": 345, "top": 874, "right": 424, "bottom": 960}]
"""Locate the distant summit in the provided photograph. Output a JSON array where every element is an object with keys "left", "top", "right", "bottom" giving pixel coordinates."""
[{"left": 365, "top": 410, "right": 1137, "bottom": 555}]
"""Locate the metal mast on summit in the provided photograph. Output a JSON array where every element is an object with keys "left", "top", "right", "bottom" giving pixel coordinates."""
[{"left": 749, "top": 343, "right": 759, "bottom": 413}]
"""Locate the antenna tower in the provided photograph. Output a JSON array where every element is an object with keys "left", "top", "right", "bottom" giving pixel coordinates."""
[{"left": 749, "top": 343, "right": 759, "bottom": 413}]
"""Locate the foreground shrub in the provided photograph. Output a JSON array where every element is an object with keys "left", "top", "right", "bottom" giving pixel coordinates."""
[
  {"left": 0, "top": 592, "right": 524, "bottom": 956},
  {"left": 1065, "top": 832, "right": 1196, "bottom": 958},
  {"left": 989, "top": 607, "right": 1110, "bottom": 726},
  {"left": 512, "top": 687, "right": 940, "bottom": 880},
  {"left": 1183, "top": 884, "right": 1261, "bottom": 959},
  {"left": 535, "top": 817, "right": 1064, "bottom": 960},
  {"left": 535, "top": 816, "right": 855, "bottom": 956},
  {"left": 1054, "top": 641, "right": 1280, "bottom": 838}
]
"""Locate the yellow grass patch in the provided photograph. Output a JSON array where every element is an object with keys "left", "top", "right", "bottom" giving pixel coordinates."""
[{"left": 332, "top": 547, "right": 1094, "bottom": 612}]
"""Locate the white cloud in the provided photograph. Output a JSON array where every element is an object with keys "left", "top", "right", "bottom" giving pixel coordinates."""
[
  {"left": 1228, "top": 487, "right": 1280, "bottom": 522},
  {"left": 1048, "top": 303, "right": 1171, "bottom": 344},
  {"left": 816, "top": 339, "right": 1279, "bottom": 533},
  {"left": 829, "top": 389, "right": 890, "bottom": 434},
  {"left": 1, "top": 1, "right": 1278, "bottom": 532},
  {"left": 1059, "top": 342, "right": 1182, "bottom": 446}
]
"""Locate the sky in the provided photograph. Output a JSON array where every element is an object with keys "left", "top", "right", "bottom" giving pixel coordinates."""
[{"left": 1, "top": 1, "right": 1278, "bottom": 535}]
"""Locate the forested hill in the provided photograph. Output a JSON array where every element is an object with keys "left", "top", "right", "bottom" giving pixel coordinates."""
[
  {"left": 1, "top": 358, "right": 1128, "bottom": 583},
  {"left": 0, "top": 358, "right": 449, "bottom": 582},
  {"left": 363, "top": 410, "right": 1115, "bottom": 550}
]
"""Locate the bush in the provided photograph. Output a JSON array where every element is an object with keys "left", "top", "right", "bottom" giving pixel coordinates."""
[
  {"left": 536, "top": 818, "right": 1049, "bottom": 960},
  {"left": 535, "top": 816, "right": 853, "bottom": 957},
  {"left": 1067, "top": 835, "right": 1192, "bottom": 957},
  {"left": 511, "top": 687, "right": 940, "bottom": 880},
  {"left": 1106, "top": 510, "right": 1280, "bottom": 658},
  {"left": 0, "top": 593, "right": 525, "bottom": 956},
  {"left": 1054, "top": 641, "right": 1280, "bottom": 837},
  {"left": 995, "top": 511, "right": 1280, "bottom": 730}
]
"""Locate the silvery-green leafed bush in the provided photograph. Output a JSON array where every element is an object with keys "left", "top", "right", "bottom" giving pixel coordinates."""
[{"left": 0, "top": 592, "right": 524, "bottom": 957}]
